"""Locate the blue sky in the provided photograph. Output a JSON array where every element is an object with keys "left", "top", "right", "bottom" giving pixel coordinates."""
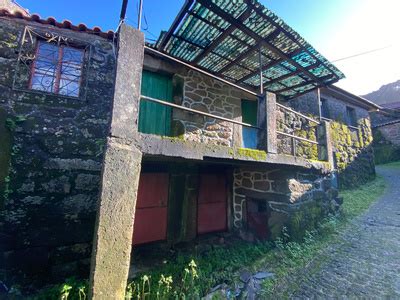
[{"left": 18, "top": 0, "right": 400, "bottom": 95}]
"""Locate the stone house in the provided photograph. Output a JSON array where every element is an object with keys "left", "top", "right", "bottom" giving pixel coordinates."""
[
  {"left": 0, "top": 0, "right": 377, "bottom": 289},
  {"left": 369, "top": 103, "right": 400, "bottom": 164}
]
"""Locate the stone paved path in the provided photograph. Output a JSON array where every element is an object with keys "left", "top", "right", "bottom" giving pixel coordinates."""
[{"left": 278, "top": 165, "right": 400, "bottom": 299}]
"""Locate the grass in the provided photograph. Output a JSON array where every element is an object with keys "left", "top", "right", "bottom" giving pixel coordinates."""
[
  {"left": 28, "top": 172, "right": 390, "bottom": 300},
  {"left": 379, "top": 160, "right": 400, "bottom": 168},
  {"left": 341, "top": 174, "right": 386, "bottom": 218},
  {"left": 260, "top": 172, "right": 387, "bottom": 298}
]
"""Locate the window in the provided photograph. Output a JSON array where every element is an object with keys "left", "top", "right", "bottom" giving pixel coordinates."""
[
  {"left": 30, "top": 41, "right": 84, "bottom": 97},
  {"left": 241, "top": 99, "right": 258, "bottom": 149},
  {"left": 346, "top": 106, "right": 357, "bottom": 127},
  {"left": 320, "top": 98, "right": 330, "bottom": 119}
]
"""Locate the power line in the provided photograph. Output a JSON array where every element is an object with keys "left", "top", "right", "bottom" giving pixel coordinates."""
[{"left": 332, "top": 45, "right": 394, "bottom": 63}]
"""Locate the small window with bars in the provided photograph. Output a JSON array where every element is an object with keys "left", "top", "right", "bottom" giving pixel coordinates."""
[{"left": 30, "top": 41, "right": 84, "bottom": 97}]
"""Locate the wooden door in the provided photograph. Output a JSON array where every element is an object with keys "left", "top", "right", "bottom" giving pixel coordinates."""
[
  {"left": 139, "top": 70, "right": 173, "bottom": 136},
  {"left": 197, "top": 174, "right": 227, "bottom": 234},
  {"left": 247, "top": 199, "right": 269, "bottom": 240},
  {"left": 133, "top": 173, "right": 169, "bottom": 245}
]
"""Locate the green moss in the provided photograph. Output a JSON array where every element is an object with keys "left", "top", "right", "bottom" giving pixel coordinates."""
[{"left": 236, "top": 148, "right": 267, "bottom": 161}]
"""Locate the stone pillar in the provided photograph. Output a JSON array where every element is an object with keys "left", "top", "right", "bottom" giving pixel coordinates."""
[
  {"left": 317, "top": 120, "right": 334, "bottom": 167},
  {"left": 258, "top": 92, "right": 277, "bottom": 153},
  {"left": 89, "top": 24, "right": 144, "bottom": 299}
]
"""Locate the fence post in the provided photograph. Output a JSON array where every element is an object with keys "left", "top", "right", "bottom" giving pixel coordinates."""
[{"left": 89, "top": 24, "right": 144, "bottom": 299}]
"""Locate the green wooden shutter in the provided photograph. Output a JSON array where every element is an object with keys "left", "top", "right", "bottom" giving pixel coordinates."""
[{"left": 139, "top": 71, "right": 173, "bottom": 136}]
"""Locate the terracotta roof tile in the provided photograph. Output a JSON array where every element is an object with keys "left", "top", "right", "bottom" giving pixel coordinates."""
[{"left": 0, "top": 8, "right": 115, "bottom": 40}]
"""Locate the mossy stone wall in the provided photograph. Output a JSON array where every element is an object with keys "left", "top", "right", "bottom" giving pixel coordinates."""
[{"left": 0, "top": 18, "right": 116, "bottom": 285}]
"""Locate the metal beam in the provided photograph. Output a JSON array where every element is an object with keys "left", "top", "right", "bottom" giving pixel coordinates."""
[
  {"left": 276, "top": 102, "right": 320, "bottom": 124},
  {"left": 141, "top": 95, "right": 261, "bottom": 129},
  {"left": 170, "top": 34, "right": 255, "bottom": 74},
  {"left": 216, "top": 30, "right": 280, "bottom": 75},
  {"left": 158, "top": 0, "right": 194, "bottom": 51},
  {"left": 196, "top": 0, "right": 326, "bottom": 88},
  {"left": 277, "top": 130, "right": 319, "bottom": 145},
  {"left": 192, "top": 7, "right": 253, "bottom": 64},
  {"left": 145, "top": 46, "right": 258, "bottom": 96},
  {"left": 247, "top": 1, "right": 340, "bottom": 81},
  {"left": 236, "top": 48, "right": 307, "bottom": 84}
]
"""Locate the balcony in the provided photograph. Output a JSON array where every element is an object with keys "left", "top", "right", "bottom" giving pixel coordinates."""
[{"left": 137, "top": 72, "right": 331, "bottom": 170}]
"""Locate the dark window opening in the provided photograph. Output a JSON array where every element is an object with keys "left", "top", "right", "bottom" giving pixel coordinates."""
[
  {"left": 30, "top": 41, "right": 84, "bottom": 97},
  {"left": 320, "top": 98, "right": 330, "bottom": 119},
  {"left": 346, "top": 106, "right": 357, "bottom": 127}
]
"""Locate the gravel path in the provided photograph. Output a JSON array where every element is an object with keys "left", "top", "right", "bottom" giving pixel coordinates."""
[{"left": 276, "top": 165, "right": 400, "bottom": 299}]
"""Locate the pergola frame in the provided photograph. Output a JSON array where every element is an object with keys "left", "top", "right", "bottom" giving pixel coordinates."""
[{"left": 155, "top": 0, "right": 344, "bottom": 99}]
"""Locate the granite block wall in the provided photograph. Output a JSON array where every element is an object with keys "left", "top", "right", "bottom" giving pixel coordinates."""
[
  {"left": 172, "top": 70, "right": 254, "bottom": 147},
  {"left": 233, "top": 167, "right": 340, "bottom": 240},
  {"left": 0, "top": 18, "right": 115, "bottom": 284}
]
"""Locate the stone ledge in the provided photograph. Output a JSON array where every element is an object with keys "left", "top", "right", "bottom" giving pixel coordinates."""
[{"left": 139, "top": 134, "right": 329, "bottom": 172}]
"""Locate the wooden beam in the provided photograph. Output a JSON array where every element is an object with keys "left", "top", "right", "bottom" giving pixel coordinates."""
[{"left": 158, "top": 0, "right": 194, "bottom": 51}]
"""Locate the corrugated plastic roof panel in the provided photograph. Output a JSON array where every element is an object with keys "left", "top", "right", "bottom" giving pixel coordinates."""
[{"left": 155, "top": 0, "right": 345, "bottom": 99}]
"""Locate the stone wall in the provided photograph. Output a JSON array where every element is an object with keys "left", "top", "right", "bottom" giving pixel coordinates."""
[
  {"left": 276, "top": 105, "right": 318, "bottom": 160},
  {"left": 285, "top": 90, "right": 376, "bottom": 188},
  {"left": 233, "top": 167, "right": 340, "bottom": 240},
  {"left": 172, "top": 70, "right": 254, "bottom": 147},
  {"left": 372, "top": 125, "right": 400, "bottom": 164},
  {"left": 0, "top": 18, "right": 115, "bottom": 284},
  {"left": 330, "top": 119, "right": 375, "bottom": 188}
]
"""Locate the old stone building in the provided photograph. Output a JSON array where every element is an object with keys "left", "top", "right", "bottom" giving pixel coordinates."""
[
  {"left": 369, "top": 103, "right": 400, "bottom": 164},
  {"left": 0, "top": 0, "right": 378, "bottom": 292}
]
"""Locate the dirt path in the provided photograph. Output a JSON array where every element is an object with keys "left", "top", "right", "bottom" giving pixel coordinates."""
[{"left": 274, "top": 165, "right": 400, "bottom": 299}]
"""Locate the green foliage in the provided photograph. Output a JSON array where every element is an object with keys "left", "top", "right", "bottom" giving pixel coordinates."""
[{"left": 341, "top": 174, "right": 386, "bottom": 218}]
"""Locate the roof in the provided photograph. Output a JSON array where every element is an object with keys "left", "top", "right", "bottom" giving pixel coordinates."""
[
  {"left": 373, "top": 118, "right": 400, "bottom": 129},
  {"left": 153, "top": 0, "right": 345, "bottom": 99},
  {"left": 323, "top": 85, "right": 381, "bottom": 111},
  {"left": 381, "top": 102, "right": 400, "bottom": 110},
  {"left": 0, "top": 9, "right": 115, "bottom": 40}
]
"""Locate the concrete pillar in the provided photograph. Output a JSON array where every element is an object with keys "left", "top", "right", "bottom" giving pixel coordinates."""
[
  {"left": 317, "top": 120, "right": 334, "bottom": 167},
  {"left": 257, "top": 92, "right": 277, "bottom": 153},
  {"left": 89, "top": 24, "right": 144, "bottom": 299}
]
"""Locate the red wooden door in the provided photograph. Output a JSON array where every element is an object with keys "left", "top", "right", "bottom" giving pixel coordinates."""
[
  {"left": 197, "top": 174, "right": 227, "bottom": 234},
  {"left": 133, "top": 173, "right": 169, "bottom": 245}
]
